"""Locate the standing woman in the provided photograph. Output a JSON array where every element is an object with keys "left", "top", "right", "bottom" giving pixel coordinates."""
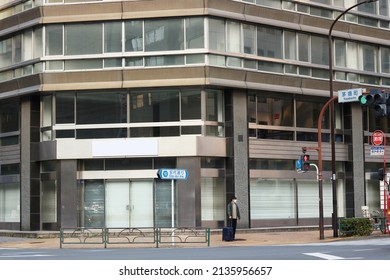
[{"left": 227, "top": 196, "right": 240, "bottom": 240}]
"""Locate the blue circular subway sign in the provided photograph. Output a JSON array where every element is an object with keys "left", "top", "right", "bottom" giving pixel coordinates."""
[{"left": 158, "top": 169, "right": 189, "bottom": 180}]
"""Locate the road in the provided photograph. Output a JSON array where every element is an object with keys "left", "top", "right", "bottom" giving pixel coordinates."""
[{"left": 1, "top": 237, "right": 390, "bottom": 260}]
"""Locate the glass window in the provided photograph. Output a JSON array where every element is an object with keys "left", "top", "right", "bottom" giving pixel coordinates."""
[
  {"left": 42, "top": 95, "right": 52, "bottom": 127},
  {"left": 311, "top": 36, "right": 328, "bottom": 65},
  {"left": 181, "top": 89, "right": 201, "bottom": 120},
  {"left": 23, "top": 30, "right": 33, "bottom": 61},
  {"left": 256, "top": 0, "right": 281, "bottom": 8},
  {"left": 296, "top": 98, "right": 328, "bottom": 129},
  {"left": 243, "top": 24, "right": 256, "bottom": 55},
  {"left": 76, "top": 92, "right": 127, "bottom": 124},
  {"left": 358, "top": 0, "right": 376, "bottom": 14},
  {"left": 335, "top": 39, "right": 346, "bottom": 67},
  {"left": 257, "top": 26, "right": 282, "bottom": 58},
  {"left": 65, "top": 23, "right": 103, "bottom": 55},
  {"left": 13, "top": 34, "right": 22, "bottom": 64},
  {"left": 130, "top": 90, "right": 180, "bottom": 123},
  {"left": 45, "top": 25, "right": 63, "bottom": 56},
  {"left": 186, "top": 17, "right": 204, "bottom": 49},
  {"left": 145, "top": 18, "right": 184, "bottom": 51},
  {"left": 0, "top": 102, "right": 19, "bottom": 133},
  {"left": 125, "top": 20, "right": 143, "bottom": 52},
  {"left": 105, "top": 158, "right": 152, "bottom": 170},
  {"left": 253, "top": 94, "right": 294, "bottom": 126},
  {"left": 360, "top": 44, "right": 377, "bottom": 72},
  {"left": 209, "top": 18, "right": 225, "bottom": 51},
  {"left": 346, "top": 41, "right": 358, "bottom": 69},
  {"left": 381, "top": 47, "right": 390, "bottom": 74},
  {"left": 0, "top": 38, "right": 12, "bottom": 67},
  {"left": 104, "top": 22, "right": 122, "bottom": 53},
  {"left": 64, "top": 59, "right": 103, "bottom": 70},
  {"left": 82, "top": 180, "right": 105, "bottom": 227},
  {"left": 298, "top": 33, "right": 309, "bottom": 62},
  {"left": 34, "top": 27, "right": 43, "bottom": 58},
  {"left": 206, "top": 89, "right": 223, "bottom": 122},
  {"left": 284, "top": 31, "right": 296, "bottom": 60},
  {"left": 145, "top": 55, "right": 184, "bottom": 66},
  {"left": 227, "top": 21, "right": 241, "bottom": 53},
  {"left": 56, "top": 93, "right": 75, "bottom": 124},
  {"left": 0, "top": 183, "right": 20, "bottom": 222},
  {"left": 379, "top": 0, "right": 388, "bottom": 17}
]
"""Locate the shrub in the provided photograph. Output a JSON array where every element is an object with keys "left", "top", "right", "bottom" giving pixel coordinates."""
[{"left": 339, "top": 218, "right": 373, "bottom": 237}]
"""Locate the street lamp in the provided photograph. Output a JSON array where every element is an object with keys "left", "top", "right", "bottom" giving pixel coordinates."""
[{"left": 328, "top": 0, "right": 379, "bottom": 238}]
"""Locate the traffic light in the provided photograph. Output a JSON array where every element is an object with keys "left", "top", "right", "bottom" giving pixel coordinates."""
[
  {"left": 301, "top": 154, "right": 310, "bottom": 172},
  {"left": 358, "top": 89, "right": 390, "bottom": 118}
]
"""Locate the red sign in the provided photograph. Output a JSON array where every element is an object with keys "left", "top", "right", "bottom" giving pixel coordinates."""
[{"left": 372, "top": 130, "right": 384, "bottom": 146}]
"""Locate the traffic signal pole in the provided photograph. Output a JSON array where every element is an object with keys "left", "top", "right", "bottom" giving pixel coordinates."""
[{"left": 304, "top": 95, "right": 339, "bottom": 240}]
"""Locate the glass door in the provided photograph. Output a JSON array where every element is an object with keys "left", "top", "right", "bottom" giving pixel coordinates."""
[
  {"left": 105, "top": 181, "right": 130, "bottom": 227},
  {"left": 129, "top": 180, "right": 153, "bottom": 227}
]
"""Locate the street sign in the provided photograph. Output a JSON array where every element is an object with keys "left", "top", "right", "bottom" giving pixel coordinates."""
[
  {"left": 372, "top": 130, "right": 384, "bottom": 146},
  {"left": 371, "top": 146, "right": 385, "bottom": 156},
  {"left": 338, "top": 88, "right": 365, "bottom": 103},
  {"left": 158, "top": 169, "right": 188, "bottom": 180}
]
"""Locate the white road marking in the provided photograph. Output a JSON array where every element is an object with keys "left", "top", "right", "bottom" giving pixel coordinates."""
[{"left": 304, "top": 252, "right": 345, "bottom": 260}]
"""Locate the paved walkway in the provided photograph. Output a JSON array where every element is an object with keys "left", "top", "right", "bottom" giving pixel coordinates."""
[{"left": 0, "top": 229, "right": 387, "bottom": 249}]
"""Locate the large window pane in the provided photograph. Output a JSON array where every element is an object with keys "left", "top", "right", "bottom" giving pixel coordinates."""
[
  {"left": 23, "top": 30, "right": 33, "bottom": 61},
  {"left": 381, "top": 47, "right": 390, "bottom": 73},
  {"left": 296, "top": 99, "right": 328, "bottom": 129},
  {"left": 0, "top": 38, "right": 12, "bottom": 67},
  {"left": 227, "top": 21, "right": 241, "bottom": 53},
  {"left": 13, "top": 34, "right": 22, "bottom": 63},
  {"left": 82, "top": 180, "right": 104, "bottom": 227},
  {"left": 257, "top": 26, "right": 282, "bottom": 58},
  {"left": 298, "top": 33, "right": 309, "bottom": 62},
  {"left": 206, "top": 89, "right": 223, "bottom": 122},
  {"left": 76, "top": 92, "right": 127, "bottom": 124},
  {"left": 243, "top": 24, "right": 256, "bottom": 55},
  {"left": 104, "top": 22, "right": 122, "bottom": 53},
  {"left": 56, "top": 93, "right": 75, "bottom": 124},
  {"left": 125, "top": 20, "right": 143, "bottom": 52},
  {"left": 255, "top": 94, "right": 293, "bottom": 126},
  {"left": 311, "top": 36, "right": 328, "bottom": 65},
  {"left": 0, "top": 183, "right": 20, "bottom": 222},
  {"left": 360, "top": 44, "right": 377, "bottom": 72},
  {"left": 209, "top": 18, "right": 225, "bottom": 51},
  {"left": 45, "top": 25, "right": 63, "bottom": 55},
  {"left": 284, "top": 31, "right": 296, "bottom": 60},
  {"left": 130, "top": 90, "right": 179, "bottom": 122},
  {"left": 181, "top": 89, "right": 201, "bottom": 120},
  {"left": 145, "top": 19, "right": 184, "bottom": 51},
  {"left": 335, "top": 39, "right": 346, "bottom": 67},
  {"left": 65, "top": 23, "right": 102, "bottom": 55},
  {"left": 41, "top": 180, "right": 57, "bottom": 223},
  {"left": 0, "top": 102, "right": 19, "bottom": 133},
  {"left": 186, "top": 17, "right": 204, "bottom": 49}
]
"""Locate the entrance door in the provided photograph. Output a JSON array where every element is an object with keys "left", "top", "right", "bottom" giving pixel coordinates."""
[
  {"left": 129, "top": 181, "right": 153, "bottom": 227},
  {"left": 105, "top": 181, "right": 129, "bottom": 227}
]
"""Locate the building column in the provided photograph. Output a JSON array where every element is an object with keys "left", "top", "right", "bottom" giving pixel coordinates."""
[
  {"left": 176, "top": 157, "right": 201, "bottom": 227},
  {"left": 230, "top": 90, "right": 250, "bottom": 228},
  {"left": 58, "top": 160, "right": 78, "bottom": 228},
  {"left": 349, "top": 103, "right": 365, "bottom": 217}
]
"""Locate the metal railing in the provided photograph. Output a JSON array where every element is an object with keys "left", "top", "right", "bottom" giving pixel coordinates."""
[{"left": 60, "top": 227, "right": 210, "bottom": 248}]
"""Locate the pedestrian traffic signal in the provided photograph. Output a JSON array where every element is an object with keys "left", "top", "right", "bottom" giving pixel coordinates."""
[
  {"left": 358, "top": 89, "right": 390, "bottom": 118},
  {"left": 301, "top": 154, "right": 310, "bottom": 172}
]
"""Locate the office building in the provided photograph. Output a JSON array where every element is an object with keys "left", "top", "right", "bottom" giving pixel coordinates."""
[{"left": 0, "top": 0, "right": 389, "bottom": 231}]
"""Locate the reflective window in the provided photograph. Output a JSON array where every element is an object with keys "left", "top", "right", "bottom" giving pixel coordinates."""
[
  {"left": 186, "top": 17, "right": 204, "bottom": 49},
  {"left": 311, "top": 36, "right": 328, "bottom": 65},
  {"left": 125, "top": 21, "right": 143, "bottom": 52},
  {"left": 45, "top": 25, "right": 63, "bottom": 55},
  {"left": 76, "top": 92, "right": 127, "bottom": 124},
  {"left": 360, "top": 43, "right": 377, "bottom": 72},
  {"left": 104, "top": 22, "right": 122, "bottom": 53},
  {"left": 296, "top": 99, "right": 327, "bottom": 129},
  {"left": 209, "top": 18, "right": 225, "bottom": 51},
  {"left": 381, "top": 47, "right": 390, "bottom": 73},
  {"left": 181, "top": 89, "right": 201, "bottom": 120},
  {"left": 257, "top": 26, "right": 282, "bottom": 58},
  {"left": 243, "top": 24, "right": 256, "bottom": 55},
  {"left": 0, "top": 102, "right": 19, "bottom": 133},
  {"left": 227, "top": 21, "right": 241, "bottom": 53},
  {"left": 0, "top": 183, "right": 20, "bottom": 222},
  {"left": 56, "top": 93, "right": 75, "bottom": 124},
  {"left": 145, "top": 19, "right": 184, "bottom": 51},
  {"left": 65, "top": 23, "right": 102, "bottom": 55},
  {"left": 130, "top": 90, "right": 180, "bottom": 122}
]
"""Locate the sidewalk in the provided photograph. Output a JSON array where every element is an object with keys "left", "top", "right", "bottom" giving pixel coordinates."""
[{"left": 1, "top": 229, "right": 387, "bottom": 249}]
